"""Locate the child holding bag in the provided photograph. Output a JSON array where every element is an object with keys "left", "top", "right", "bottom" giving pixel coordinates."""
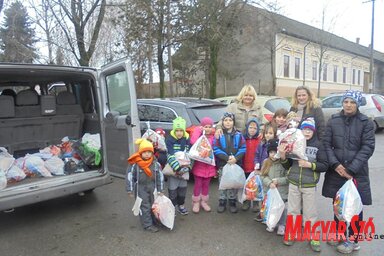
[
  {"left": 126, "top": 138, "right": 164, "bottom": 232},
  {"left": 166, "top": 117, "right": 191, "bottom": 215},
  {"left": 213, "top": 112, "right": 246, "bottom": 213},
  {"left": 280, "top": 118, "right": 328, "bottom": 252},
  {"left": 260, "top": 139, "right": 288, "bottom": 235},
  {"left": 190, "top": 117, "right": 216, "bottom": 213}
]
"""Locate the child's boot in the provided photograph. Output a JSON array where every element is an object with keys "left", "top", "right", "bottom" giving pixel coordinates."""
[
  {"left": 192, "top": 195, "right": 201, "bottom": 213},
  {"left": 229, "top": 199, "right": 238, "bottom": 213},
  {"left": 217, "top": 199, "right": 227, "bottom": 213},
  {"left": 200, "top": 195, "right": 211, "bottom": 212}
]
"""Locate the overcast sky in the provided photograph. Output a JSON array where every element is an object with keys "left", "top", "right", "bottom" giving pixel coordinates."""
[{"left": 274, "top": 0, "right": 384, "bottom": 52}]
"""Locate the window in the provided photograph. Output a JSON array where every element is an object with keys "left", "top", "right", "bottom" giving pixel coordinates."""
[
  {"left": 138, "top": 104, "right": 159, "bottom": 121},
  {"left": 295, "top": 58, "right": 300, "bottom": 79},
  {"left": 322, "top": 96, "right": 342, "bottom": 108},
  {"left": 342, "top": 67, "right": 347, "bottom": 83},
  {"left": 312, "top": 61, "right": 317, "bottom": 80},
  {"left": 352, "top": 69, "right": 356, "bottom": 84},
  {"left": 284, "top": 55, "right": 290, "bottom": 77},
  {"left": 106, "top": 70, "right": 131, "bottom": 115},
  {"left": 159, "top": 107, "right": 177, "bottom": 122},
  {"left": 358, "top": 70, "right": 361, "bottom": 85},
  {"left": 323, "top": 63, "right": 328, "bottom": 81},
  {"left": 333, "top": 65, "right": 338, "bottom": 82}
]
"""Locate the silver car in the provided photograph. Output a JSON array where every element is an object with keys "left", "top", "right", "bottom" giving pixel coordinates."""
[{"left": 321, "top": 93, "right": 384, "bottom": 132}]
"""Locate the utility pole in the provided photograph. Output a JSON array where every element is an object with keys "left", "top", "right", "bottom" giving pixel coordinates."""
[
  {"left": 167, "top": 0, "right": 174, "bottom": 97},
  {"left": 364, "top": 0, "right": 375, "bottom": 92}
]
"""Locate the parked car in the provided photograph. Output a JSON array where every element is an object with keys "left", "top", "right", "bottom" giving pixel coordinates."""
[
  {"left": 137, "top": 97, "right": 228, "bottom": 134},
  {"left": 321, "top": 92, "right": 384, "bottom": 132},
  {"left": 0, "top": 59, "right": 141, "bottom": 211},
  {"left": 214, "top": 95, "right": 291, "bottom": 123}
]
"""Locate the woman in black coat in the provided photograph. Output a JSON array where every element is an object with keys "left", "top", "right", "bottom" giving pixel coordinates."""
[
  {"left": 322, "top": 90, "right": 375, "bottom": 254},
  {"left": 290, "top": 86, "right": 325, "bottom": 140}
]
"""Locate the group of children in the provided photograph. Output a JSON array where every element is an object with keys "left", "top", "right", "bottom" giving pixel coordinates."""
[{"left": 126, "top": 108, "right": 327, "bottom": 252}]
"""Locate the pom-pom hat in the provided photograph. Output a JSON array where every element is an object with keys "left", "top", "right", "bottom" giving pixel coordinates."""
[
  {"left": 200, "top": 117, "right": 214, "bottom": 126},
  {"left": 136, "top": 138, "right": 154, "bottom": 154},
  {"left": 300, "top": 117, "right": 316, "bottom": 132}
]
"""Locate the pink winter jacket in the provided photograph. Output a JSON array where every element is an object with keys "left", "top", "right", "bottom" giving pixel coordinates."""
[{"left": 190, "top": 128, "right": 217, "bottom": 178}]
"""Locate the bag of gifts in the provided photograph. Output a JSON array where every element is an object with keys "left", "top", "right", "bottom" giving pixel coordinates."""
[
  {"left": 152, "top": 195, "right": 175, "bottom": 230},
  {"left": 188, "top": 132, "right": 215, "bottom": 166},
  {"left": 141, "top": 122, "right": 166, "bottom": 151},
  {"left": 239, "top": 172, "right": 263, "bottom": 203},
  {"left": 219, "top": 164, "right": 246, "bottom": 190},
  {"left": 260, "top": 188, "right": 285, "bottom": 230},
  {"left": 334, "top": 179, "right": 363, "bottom": 223},
  {"left": 275, "top": 128, "right": 307, "bottom": 160}
]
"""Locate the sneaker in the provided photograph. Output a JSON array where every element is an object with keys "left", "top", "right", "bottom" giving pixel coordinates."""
[
  {"left": 242, "top": 200, "right": 250, "bottom": 211},
  {"left": 177, "top": 205, "right": 189, "bottom": 215},
  {"left": 144, "top": 225, "right": 159, "bottom": 233},
  {"left": 326, "top": 240, "right": 341, "bottom": 246},
  {"left": 277, "top": 225, "right": 285, "bottom": 236},
  {"left": 310, "top": 240, "right": 321, "bottom": 252},
  {"left": 337, "top": 241, "right": 360, "bottom": 254},
  {"left": 254, "top": 213, "right": 263, "bottom": 222},
  {"left": 217, "top": 200, "right": 226, "bottom": 213},
  {"left": 283, "top": 235, "right": 294, "bottom": 246},
  {"left": 266, "top": 226, "right": 274, "bottom": 232}
]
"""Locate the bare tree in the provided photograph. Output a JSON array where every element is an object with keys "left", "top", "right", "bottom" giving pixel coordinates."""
[{"left": 48, "top": 0, "right": 107, "bottom": 66}]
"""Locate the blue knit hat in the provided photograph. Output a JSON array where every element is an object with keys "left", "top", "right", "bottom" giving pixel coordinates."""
[
  {"left": 222, "top": 112, "right": 235, "bottom": 122},
  {"left": 342, "top": 90, "right": 363, "bottom": 107},
  {"left": 300, "top": 117, "right": 316, "bottom": 132}
]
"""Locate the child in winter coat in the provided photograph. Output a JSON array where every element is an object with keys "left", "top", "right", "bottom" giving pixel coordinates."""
[
  {"left": 254, "top": 122, "right": 277, "bottom": 171},
  {"left": 260, "top": 139, "right": 288, "bottom": 236},
  {"left": 271, "top": 108, "right": 289, "bottom": 136},
  {"left": 253, "top": 122, "right": 277, "bottom": 220},
  {"left": 126, "top": 138, "right": 164, "bottom": 233},
  {"left": 214, "top": 112, "right": 246, "bottom": 214},
  {"left": 190, "top": 117, "right": 216, "bottom": 213},
  {"left": 280, "top": 117, "right": 328, "bottom": 252},
  {"left": 241, "top": 118, "right": 261, "bottom": 211},
  {"left": 166, "top": 116, "right": 191, "bottom": 215}
]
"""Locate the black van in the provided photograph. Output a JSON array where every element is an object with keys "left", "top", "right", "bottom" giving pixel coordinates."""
[{"left": 0, "top": 59, "right": 141, "bottom": 211}]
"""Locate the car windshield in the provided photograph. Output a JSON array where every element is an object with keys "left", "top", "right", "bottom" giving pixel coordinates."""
[
  {"left": 191, "top": 106, "right": 227, "bottom": 123},
  {"left": 264, "top": 98, "right": 291, "bottom": 112}
]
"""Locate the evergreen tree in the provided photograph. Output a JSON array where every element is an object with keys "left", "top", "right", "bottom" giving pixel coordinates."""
[{"left": 0, "top": 1, "right": 37, "bottom": 63}]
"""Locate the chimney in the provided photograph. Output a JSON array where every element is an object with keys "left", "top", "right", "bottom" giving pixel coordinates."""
[{"left": 356, "top": 37, "right": 360, "bottom": 44}]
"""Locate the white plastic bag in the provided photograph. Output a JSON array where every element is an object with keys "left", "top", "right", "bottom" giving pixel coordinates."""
[
  {"left": 6, "top": 165, "right": 26, "bottom": 182},
  {"left": 275, "top": 128, "right": 308, "bottom": 160},
  {"left": 152, "top": 195, "right": 175, "bottom": 230},
  {"left": 142, "top": 128, "right": 166, "bottom": 151},
  {"left": 219, "top": 164, "right": 246, "bottom": 190},
  {"left": 239, "top": 172, "right": 263, "bottom": 203},
  {"left": 45, "top": 156, "right": 65, "bottom": 176},
  {"left": 260, "top": 188, "right": 285, "bottom": 230},
  {"left": 174, "top": 150, "right": 191, "bottom": 166},
  {"left": 334, "top": 179, "right": 363, "bottom": 223},
  {"left": 24, "top": 155, "right": 52, "bottom": 177},
  {"left": 188, "top": 134, "right": 215, "bottom": 166},
  {"left": 0, "top": 171, "right": 6, "bottom": 190},
  {"left": 0, "top": 147, "right": 15, "bottom": 172}
]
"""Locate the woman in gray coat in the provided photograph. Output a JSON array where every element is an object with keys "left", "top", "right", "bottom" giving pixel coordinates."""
[{"left": 322, "top": 90, "right": 375, "bottom": 254}]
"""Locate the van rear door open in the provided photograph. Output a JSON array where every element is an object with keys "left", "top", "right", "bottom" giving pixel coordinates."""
[{"left": 99, "top": 59, "right": 140, "bottom": 177}]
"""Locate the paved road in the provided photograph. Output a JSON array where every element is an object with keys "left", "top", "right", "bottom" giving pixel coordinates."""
[{"left": 1, "top": 133, "right": 384, "bottom": 256}]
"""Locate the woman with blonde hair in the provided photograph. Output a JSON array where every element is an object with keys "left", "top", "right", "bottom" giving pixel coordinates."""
[
  {"left": 290, "top": 86, "right": 325, "bottom": 139},
  {"left": 216, "top": 84, "right": 262, "bottom": 135}
]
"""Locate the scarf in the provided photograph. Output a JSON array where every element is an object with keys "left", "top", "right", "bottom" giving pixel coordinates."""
[
  {"left": 127, "top": 153, "right": 153, "bottom": 178},
  {"left": 296, "top": 103, "right": 306, "bottom": 120}
]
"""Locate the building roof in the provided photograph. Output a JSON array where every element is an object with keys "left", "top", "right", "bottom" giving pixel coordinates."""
[{"left": 251, "top": 5, "right": 384, "bottom": 63}]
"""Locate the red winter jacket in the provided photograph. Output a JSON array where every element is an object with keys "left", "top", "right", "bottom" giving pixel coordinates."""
[{"left": 243, "top": 136, "right": 261, "bottom": 173}]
